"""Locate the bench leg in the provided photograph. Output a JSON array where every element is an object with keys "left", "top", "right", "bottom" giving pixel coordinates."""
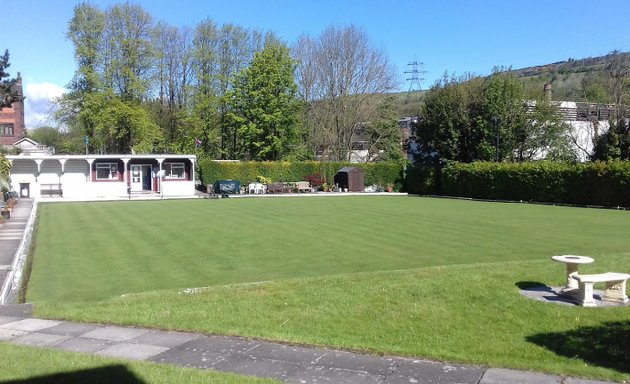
[
  {"left": 602, "top": 280, "right": 629, "bottom": 304},
  {"left": 578, "top": 282, "right": 597, "bottom": 307}
]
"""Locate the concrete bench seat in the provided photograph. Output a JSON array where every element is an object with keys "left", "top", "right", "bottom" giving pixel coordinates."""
[
  {"left": 40, "top": 184, "right": 63, "bottom": 197},
  {"left": 572, "top": 272, "right": 630, "bottom": 307},
  {"left": 295, "top": 181, "right": 312, "bottom": 193}
]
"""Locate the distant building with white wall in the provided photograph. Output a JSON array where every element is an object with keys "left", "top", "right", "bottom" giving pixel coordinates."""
[{"left": 7, "top": 153, "right": 196, "bottom": 199}]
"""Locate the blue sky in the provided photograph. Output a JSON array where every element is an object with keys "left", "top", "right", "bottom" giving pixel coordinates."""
[{"left": 3, "top": 0, "right": 630, "bottom": 128}]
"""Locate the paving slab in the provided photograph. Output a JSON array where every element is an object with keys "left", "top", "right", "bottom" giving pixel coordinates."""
[
  {"left": 0, "top": 315, "right": 22, "bottom": 325},
  {"left": 40, "top": 322, "right": 101, "bottom": 337},
  {"left": 565, "top": 378, "right": 619, "bottom": 384},
  {"left": 178, "top": 335, "right": 262, "bottom": 355},
  {"left": 482, "top": 369, "right": 615, "bottom": 384},
  {"left": 0, "top": 318, "right": 61, "bottom": 332},
  {"left": 243, "top": 342, "right": 327, "bottom": 365},
  {"left": 11, "top": 332, "right": 72, "bottom": 347},
  {"left": 310, "top": 350, "right": 393, "bottom": 376},
  {"left": 394, "top": 358, "right": 485, "bottom": 384},
  {"left": 95, "top": 342, "right": 170, "bottom": 360},
  {"left": 480, "top": 368, "right": 561, "bottom": 384},
  {"left": 151, "top": 346, "right": 227, "bottom": 369},
  {"left": 128, "top": 330, "right": 201, "bottom": 348},
  {"left": 81, "top": 325, "right": 149, "bottom": 342},
  {"left": 0, "top": 328, "right": 28, "bottom": 341},
  {"left": 54, "top": 336, "right": 114, "bottom": 354},
  {"left": 287, "top": 365, "right": 382, "bottom": 384},
  {"left": 212, "top": 354, "right": 302, "bottom": 382}
]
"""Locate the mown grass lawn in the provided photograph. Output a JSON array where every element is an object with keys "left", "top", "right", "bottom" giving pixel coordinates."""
[{"left": 27, "top": 197, "right": 630, "bottom": 381}]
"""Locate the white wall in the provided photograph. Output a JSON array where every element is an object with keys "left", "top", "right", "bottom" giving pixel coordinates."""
[
  {"left": 161, "top": 181, "right": 195, "bottom": 196},
  {"left": 567, "top": 120, "right": 609, "bottom": 162}
]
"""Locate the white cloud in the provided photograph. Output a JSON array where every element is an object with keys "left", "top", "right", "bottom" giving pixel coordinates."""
[{"left": 24, "top": 82, "right": 66, "bottom": 128}]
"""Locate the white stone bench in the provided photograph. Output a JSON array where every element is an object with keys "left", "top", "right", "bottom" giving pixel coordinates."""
[{"left": 572, "top": 272, "right": 630, "bottom": 307}]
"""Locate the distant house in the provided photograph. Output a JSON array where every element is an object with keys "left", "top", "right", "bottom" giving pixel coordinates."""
[
  {"left": 6, "top": 153, "right": 197, "bottom": 199},
  {"left": 556, "top": 101, "right": 614, "bottom": 162},
  {"left": 525, "top": 98, "right": 616, "bottom": 161},
  {"left": 12, "top": 138, "right": 55, "bottom": 156},
  {"left": 0, "top": 74, "right": 25, "bottom": 147}
]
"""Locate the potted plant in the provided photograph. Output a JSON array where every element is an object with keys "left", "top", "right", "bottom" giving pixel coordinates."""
[{"left": 6, "top": 197, "right": 16, "bottom": 211}]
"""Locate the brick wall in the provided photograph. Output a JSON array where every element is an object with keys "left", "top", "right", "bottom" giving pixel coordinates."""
[{"left": 0, "top": 76, "right": 25, "bottom": 146}]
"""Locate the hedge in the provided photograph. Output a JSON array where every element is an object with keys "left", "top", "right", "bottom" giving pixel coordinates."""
[
  {"left": 198, "top": 160, "right": 405, "bottom": 190},
  {"left": 435, "top": 161, "right": 630, "bottom": 207}
]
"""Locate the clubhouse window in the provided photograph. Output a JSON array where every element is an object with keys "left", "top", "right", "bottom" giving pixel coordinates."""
[
  {"left": 95, "top": 163, "right": 119, "bottom": 180},
  {"left": 164, "top": 163, "right": 185, "bottom": 179}
]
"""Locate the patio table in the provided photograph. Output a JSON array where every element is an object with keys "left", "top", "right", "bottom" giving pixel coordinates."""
[{"left": 551, "top": 255, "right": 595, "bottom": 291}]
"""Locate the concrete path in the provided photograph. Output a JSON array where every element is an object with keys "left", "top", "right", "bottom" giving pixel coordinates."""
[
  {"left": 0, "top": 198, "right": 34, "bottom": 304},
  {"left": 0, "top": 198, "right": 618, "bottom": 383}
]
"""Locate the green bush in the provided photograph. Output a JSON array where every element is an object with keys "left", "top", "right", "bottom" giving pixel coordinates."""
[
  {"left": 436, "top": 161, "right": 630, "bottom": 207},
  {"left": 198, "top": 160, "right": 404, "bottom": 189},
  {"left": 404, "top": 166, "right": 437, "bottom": 194}
]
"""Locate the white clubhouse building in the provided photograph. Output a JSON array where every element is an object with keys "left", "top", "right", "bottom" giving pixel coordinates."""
[{"left": 6, "top": 152, "right": 197, "bottom": 199}]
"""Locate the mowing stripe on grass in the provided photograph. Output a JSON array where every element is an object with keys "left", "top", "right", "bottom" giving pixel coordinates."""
[{"left": 28, "top": 197, "right": 630, "bottom": 302}]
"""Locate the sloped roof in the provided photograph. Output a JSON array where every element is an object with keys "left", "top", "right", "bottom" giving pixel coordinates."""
[
  {"left": 338, "top": 166, "right": 362, "bottom": 173},
  {"left": 13, "top": 137, "right": 40, "bottom": 147}
]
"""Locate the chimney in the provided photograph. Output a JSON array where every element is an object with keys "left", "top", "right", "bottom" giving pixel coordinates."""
[{"left": 543, "top": 83, "right": 552, "bottom": 101}]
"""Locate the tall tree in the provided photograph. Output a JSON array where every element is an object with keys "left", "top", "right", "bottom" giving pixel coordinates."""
[
  {"left": 415, "top": 73, "right": 484, "bottom": 164},
  {"left": 58, "top": 2, "right": 105, "bottom": 153},
  {"left": 416, "top": 70, "right": 574, "bottom": 164},
  {"left": 515, "top": 96, "right": 574, "bottom": 161},
  {"left": 364, "top": 95, "right": 404, "bottom": 162},
  {"left": 152, "top": 22, "right": 192, "bottom": 146},
  {"left": 27, "top": 126, "right": 64, "bottom": 149},
  {"left": 606, "top": 50, "right": 630, "bottom": 108},
  {"left": 67, "top": 3, "right": 104, "bottom": 95},
  {"left": 294, "top": 25, "right": 398, "bottom": 161},
  {"left": 0, "top": 49, "right": 19, "bottom": 110},
  {"left": 79, "top": 91, "right": 162, "bottom": 154},
  {"left": 591, "top": 119, "right": 630, "bottom": 160},
  {"left": 184, "top": 18, "right": 220, "bottom": 157},
  {"left": 102, "top": 2, "right": 154, "bottom": 101},
  {"left": 478, "top": 70, "right": 526, "bottom": 161},
  {"left": 590, "top": 51, "right": 630, "bottom": 161},
  {"left": 216, "top": 24, "right": 271, "bottom": 158},
  {"left": 223, "top": 42, "right": 301, "bottom": 160},
  {"left": 57, "top": 2, "right": 163, "bottom": 154}
]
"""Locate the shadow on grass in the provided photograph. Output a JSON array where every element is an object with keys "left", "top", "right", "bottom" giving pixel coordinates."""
[
  {"left": 526, "top": 321, "right": 630, "bottom": 373},
  {"left": 515, "top": 281, "right": 548, "bottom": 290},
  {"left": 0, "top": 364, "right": 145, "bottom": 384}
]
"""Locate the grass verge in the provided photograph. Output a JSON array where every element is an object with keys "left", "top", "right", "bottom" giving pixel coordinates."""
[{"left": 0, "top": 343, "right": 277, "bottom": 383}]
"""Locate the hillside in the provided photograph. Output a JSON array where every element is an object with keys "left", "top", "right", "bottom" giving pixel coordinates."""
[
  {"left": 510, "top": 51, "right": 630, "bottom": 102},
  {"left": 393, "top": 52, "right": 630, "bottom": 116}
]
